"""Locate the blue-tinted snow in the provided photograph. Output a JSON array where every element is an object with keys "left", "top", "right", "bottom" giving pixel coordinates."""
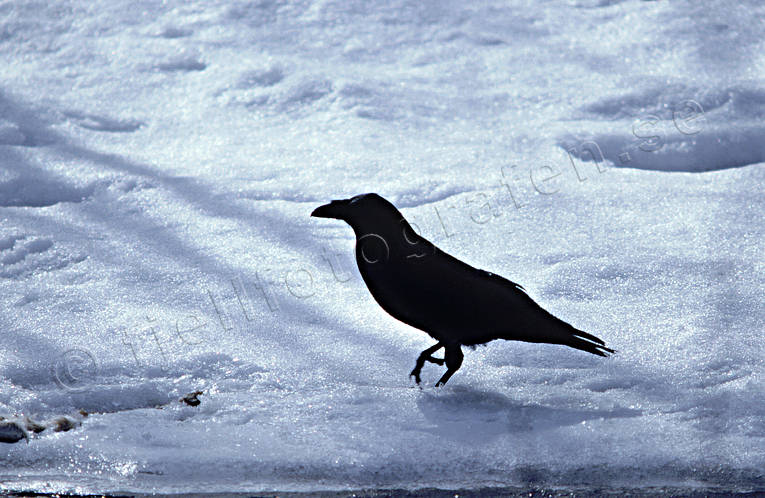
[{"left": 1, "top": 0, "right": 764, "bottom": 494}]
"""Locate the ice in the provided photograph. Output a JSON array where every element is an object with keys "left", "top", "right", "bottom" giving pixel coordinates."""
[{"left": 1, "top": 0, "right": 765, "bottom": 494}]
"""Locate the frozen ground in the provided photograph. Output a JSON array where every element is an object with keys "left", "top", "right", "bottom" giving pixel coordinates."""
[{"left": 1, "top": 0, "right": 764, "bottom": 494}]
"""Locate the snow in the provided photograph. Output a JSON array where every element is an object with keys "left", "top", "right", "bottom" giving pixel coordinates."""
[{"left": 1, "top": 0, "right": 764, "bottom": 494}]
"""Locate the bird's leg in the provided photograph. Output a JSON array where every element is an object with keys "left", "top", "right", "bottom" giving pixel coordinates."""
[
  {"left": 435, "top": 344, "right": 464, "bottom": 387},
  {"left": 409, "top": 342, "right": 444, "bottom": 385}
]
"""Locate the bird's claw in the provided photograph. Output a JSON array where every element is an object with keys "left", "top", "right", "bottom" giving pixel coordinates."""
[{"left": 409, "top": 370, "right": 422, "bottom": 385}]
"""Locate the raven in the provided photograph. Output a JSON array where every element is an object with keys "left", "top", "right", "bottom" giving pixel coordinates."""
[{"left": 312, "top": 193, "right": 614, "bottom": 387}]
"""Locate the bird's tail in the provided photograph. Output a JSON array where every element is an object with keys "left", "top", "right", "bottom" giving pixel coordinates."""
[{"left": 565, "top": 327, "right": 615, "bottom": 357}]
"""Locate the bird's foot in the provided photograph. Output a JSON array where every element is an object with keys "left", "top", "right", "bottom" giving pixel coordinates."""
[
  {"left": 435, "top": 369, "right": 456, "bottom": 387},
  {"left": 409, "top": 370, "right": 422, "bottom": 385}
]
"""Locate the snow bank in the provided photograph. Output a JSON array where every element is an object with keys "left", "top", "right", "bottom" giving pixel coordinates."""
[{"left": 1, "top": 0, "right": 764, "bottom": 494}]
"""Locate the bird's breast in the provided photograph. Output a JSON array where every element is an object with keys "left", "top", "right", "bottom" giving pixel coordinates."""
[{"left": 354, "top": 248, "right": 473, "bottom": 337}]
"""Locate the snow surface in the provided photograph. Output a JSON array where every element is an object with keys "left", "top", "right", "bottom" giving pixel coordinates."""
[{"left": 1, "top": 0, "right": 765, "bottom": 494}]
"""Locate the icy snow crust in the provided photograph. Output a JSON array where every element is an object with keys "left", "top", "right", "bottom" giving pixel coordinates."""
[{"left": 1, "top": 0, "right": 765, "bottom": 494}]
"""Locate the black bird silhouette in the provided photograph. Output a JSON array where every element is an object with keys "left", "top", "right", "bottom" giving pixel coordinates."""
[{"left": 311, "top": 193, "right": 614, "bottom": 387}]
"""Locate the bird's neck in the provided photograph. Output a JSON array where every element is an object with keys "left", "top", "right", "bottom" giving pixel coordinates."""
[{"left": 353, "top": 221, "right": 435, "bottom": 263}]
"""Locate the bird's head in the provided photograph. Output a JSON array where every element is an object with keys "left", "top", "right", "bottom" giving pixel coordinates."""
[
  {"left": 311, "top": 193, "right": 402, "bottom": 231},
  {"left": 312, "top": 193, "right": 434, "bottom": 261}
]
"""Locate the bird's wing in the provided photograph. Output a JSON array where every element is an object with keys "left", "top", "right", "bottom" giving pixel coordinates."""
[
  {"left": 477, "top": 268, "right": 526, "bottom": 293},
  {"left": 383, "top": 247, "right": 535, "bottom": 333},
  {"left": 397, "top": 247, "right": 609, "bottom": 351}
]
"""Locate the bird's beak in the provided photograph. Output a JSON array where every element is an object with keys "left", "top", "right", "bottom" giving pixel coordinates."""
[{"left": 311, "top": 199, "right": 348, "bottom": 219}]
